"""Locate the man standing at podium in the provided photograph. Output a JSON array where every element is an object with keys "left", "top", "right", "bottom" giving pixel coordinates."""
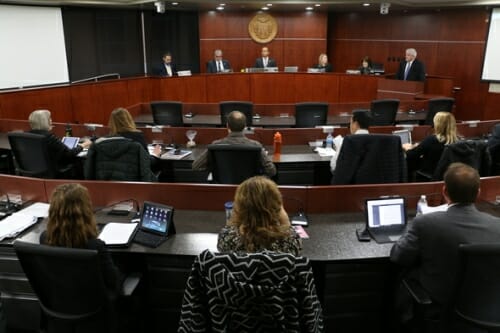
[{"left": 396, "top": 48, "right": 426, "bottom": 82}]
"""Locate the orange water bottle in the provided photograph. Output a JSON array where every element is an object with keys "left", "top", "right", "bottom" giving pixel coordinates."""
[{"left": 273, "top": 131, "right": 282, "bottom": 155}]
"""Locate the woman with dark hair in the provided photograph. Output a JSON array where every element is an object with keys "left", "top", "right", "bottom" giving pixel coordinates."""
[
  {"left": 217, "top": 176, "right": 302, "bottom": 255},
  {"left": 40, "top": 183, "right": 122, "bottom": 293},
  {"left": 359, "top": 56, "right": 372, "bottom": 74}
]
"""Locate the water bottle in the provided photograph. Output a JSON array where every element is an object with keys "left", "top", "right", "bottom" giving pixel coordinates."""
[
  {"left": 416, "top": 195, "right": 428, "bottom": 216},
  {"left": 224, "top": 201, "right": 233, "bottom": 221},
  {"left": 65, "top": 123, "right": 73, "bottom": 137},
  {"left": 273, "top": 131, "right": 282, "bottom": 155},
  {"left": 326, "top": 133, "right": 334, "bottom": 149}
]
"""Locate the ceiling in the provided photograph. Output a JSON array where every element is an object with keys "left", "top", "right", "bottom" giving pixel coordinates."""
[{"left": 0, "top": 0, "right": 499, "bottom": 12}]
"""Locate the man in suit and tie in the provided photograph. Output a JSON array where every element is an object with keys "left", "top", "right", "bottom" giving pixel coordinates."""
[
  {"left": 206, "top": 49, "right": 231, "bottom": 73},
  {"left": 396, "top": 48, "right": 426, "bottom": 82},
  {"left": 254, "top": 46, "right": 277, "bottom": 69},
  {"left": 154, "top": 52, "right": 177, "bottom": 77}
]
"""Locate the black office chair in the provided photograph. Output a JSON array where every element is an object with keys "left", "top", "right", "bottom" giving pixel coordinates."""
[
  {"left": 150, "top": 101, "right": 184, "bottom": 126},
  {"left": 424, "top": 97, "right": 454, "bottom": 126},
  {"left": 370, "top": 98, "right": 400, "bottom": 126},
  {"left": 332, "top": 134, "right": 407, "bottom": 184},
  {"left": 13, "top": 241, "right": 139, "bottom": 333},
  {"left": 178, "top": 249, "right": 324, "bottom": 332},
  {"left": 8, "top": 132, "right": 61, "bottom": 178},
  {"left": 207, "top": 144, "right": 263, "bottom": 184},
  {"left": 219, "top": 101, "right": 253, "bottom": 127},
  {"left": 294, "top": 102, "right": 328, "bottom": 128}
]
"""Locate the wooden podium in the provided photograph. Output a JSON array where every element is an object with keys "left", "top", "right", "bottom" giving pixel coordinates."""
[{"left": 376, "top": 78, "right": 424, "bottom": 100}]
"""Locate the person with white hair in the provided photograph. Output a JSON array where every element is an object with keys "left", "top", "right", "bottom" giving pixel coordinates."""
[
  {"left": 396, "top": 48, "right": 426, "bottom": 82},
  {"left": 206, "top": 49, "right": 231, "bottom": 73}
]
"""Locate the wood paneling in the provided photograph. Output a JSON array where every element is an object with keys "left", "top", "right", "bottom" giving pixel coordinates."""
[
  {"left": 205, "top": 73, "right": 251, "bottom": 102},
  {"left": 293, "top": 73, "right": 340, "bottom": 103},
  {"left": 250, "top": 73, "right": 296, "bottom": 103}
]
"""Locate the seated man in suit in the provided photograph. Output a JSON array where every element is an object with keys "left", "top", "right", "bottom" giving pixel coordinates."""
[
  {"left": 254, "top": 46, "right": 277, "bottom": 69},
  {"left": 206, "top": 49, "right": 231, "bottom": 73},
  {"left": 395, "top": 48, "right": 426, "bottom": 82},
  {"left": 391, "top": 163, "right": 500, "bottom": 327},
  {"left": 154, "top": 51, "right": 177, "bottom": 77},
  {"left": 192, "top": 111, "right": 276, "bottom": 177}
]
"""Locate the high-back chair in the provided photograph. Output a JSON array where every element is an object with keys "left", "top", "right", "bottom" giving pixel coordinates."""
[
  {"left": 207, "top": 144, "right": 263, "bottom": 184},
  {"left": 370, "top": 99, "right": 400, "bottom": 126},
  {"left": 424, "top": 97, "right": 454, "bottom": 126},
  {"left": 219, "top": 101, "right": 253, "bottom": 127},
  {"left": 150, "top": 101, "right": 184, "bottom": 126},
  {"left": 294, "top": 102, "right": 328, "bottom": 128}
]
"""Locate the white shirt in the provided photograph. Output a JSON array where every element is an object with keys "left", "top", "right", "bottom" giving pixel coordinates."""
[
  {"left": 165, "top": 63, "right": 172, "bottom": 76},
  {"left": 263, "top": 57, "right": 268, "bottom": 67},
  {"left": 330, "top": 129, "right": 370, "bottom": 172}
]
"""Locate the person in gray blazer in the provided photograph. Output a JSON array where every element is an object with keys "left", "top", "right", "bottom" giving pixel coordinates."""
[{"left": 391, "top": 162, "right": 500, "bottom": 326}]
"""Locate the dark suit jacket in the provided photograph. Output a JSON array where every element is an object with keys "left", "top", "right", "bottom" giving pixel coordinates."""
[
  {"left": 206, "top": 59, "right": 231, "bottom": 73},
  {"left": 154, "top": 62, "right": 177, "bottom": 77},
  {"left": 396, "top": 58, "right": 426, "bottom": 81},
  {"left": 391, "top": 204, "right": 500, "bottom": 305},
  {"left": 254, "top": 57, "right": 277, "bottom": 68},
  {"left": 314, "top": 63, "right": 333, "bottom": 72},
  {"left": 29, "top": 129, "right": 83, "bottom": 170}
]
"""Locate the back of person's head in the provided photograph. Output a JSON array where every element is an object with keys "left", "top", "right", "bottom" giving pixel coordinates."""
[
  {"left": 434, "top": 111, "right": 458, "bottom": 144},
  {"left": 230, "top": 176, "right": 289, "bottom": 251},
  {"left": 352, "top": 110, "right": 371, "bottom": 129},
  {"left": 109, "top": 107, "right": 137, "bottom": 135},
  {"left": 29, "top": 109, "right": 51, "bottom": 131},
  {"left": 444, "top": 162, "right": 480, "bottom": 204},
  {"left": 46, "top": 183, "right": 97, "bottom": 248},
  {"left": 227, "top": 111, "right": 246, "bottom": 132}
]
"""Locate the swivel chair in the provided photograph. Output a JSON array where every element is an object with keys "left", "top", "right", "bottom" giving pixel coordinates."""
[
  {"left": 150, "top": 101, "right": 184, "bottom": 126},
  {"left": 370, "top": 99, "right": 400, "bottom": 126},
  {"left": 219, "top": 101, "right": 253, "bottom": 127},
  {"left": 207, "top": 144, "right": 262, "bottom": 184},
  {"left": 424, "top": 97, "right": 454, "bottom": 126},
  {"left": 294, "top": 102, "right": 328, "bottom": 128}
]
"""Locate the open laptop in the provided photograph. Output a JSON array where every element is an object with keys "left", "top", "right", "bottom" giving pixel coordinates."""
[
  {"left": 133, "top": 201, "right": 176, "bottom": 248},
  {"left": 365, "top": 197, "right": 407, "bottom": 243},
  {"left": 392, "top": 129, "right": 412, "bottom": 145},
  {"left": 61, "top": 136, "right": 80, "bottom": 149}
]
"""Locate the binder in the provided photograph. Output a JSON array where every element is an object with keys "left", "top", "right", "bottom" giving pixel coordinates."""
[{"left": 98, "top": 222, "right": 138, "bottom": 248}]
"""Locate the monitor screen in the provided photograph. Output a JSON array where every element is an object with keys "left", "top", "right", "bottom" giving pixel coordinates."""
[
  {"left": 366, "top": 197, "right": 406, "bottom": 228},
  {"left": 392, "top": 130, "right": 411, "bottom": 145}
]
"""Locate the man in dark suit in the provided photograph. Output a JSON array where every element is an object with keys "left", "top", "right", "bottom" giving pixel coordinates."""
[
  {"left": 391, "top": 163, "right": 500, "bottom": 325},
  {"left": 254, "top": 46, "right": 277, "bottom": 68},
  {"left": 395, "top": 48, "right": 426, "bottom": 82},
  {"left": 154, "top": 52, "right": 177, "bottom": 77},
  {"left": 206, "top": 49, "right": 231, "bottom": 73}
]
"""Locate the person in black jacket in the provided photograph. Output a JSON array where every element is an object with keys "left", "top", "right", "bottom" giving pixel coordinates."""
[
  {"left": 395, "top": 48, "right": 426, "bottom": 82},
  {"left": 154, "top": 51, "right": 177, "bottom": 77},
  {"left": 28, "top": 109, "right": 91, "bottom": 178}
]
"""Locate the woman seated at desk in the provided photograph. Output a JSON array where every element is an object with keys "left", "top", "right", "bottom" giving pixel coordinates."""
[
  {"left": 217, "top": 176, "right": 302, "bottom": 255},
  {"left": 358, "top": 56, "right": 372, "bottom": 75},
  {"left": 403, "top": 111, "right": 458, "bottom": 181},
  {"left": 313, "top": 53, "right": 333, "bottom": 72}
]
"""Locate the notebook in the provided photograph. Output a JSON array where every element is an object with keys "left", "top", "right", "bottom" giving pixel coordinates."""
[
  {"left": 61, "top": 136, "right": 80, "bottom": 149},
  {"left": 365, "top": 197, "right": 407, "bottom": 244},
  {"left": 133, "top": 201, "right": 176, "bottom": 248},
  {"left": 392, "top": 129, "right": 412, "bottom": 145}
]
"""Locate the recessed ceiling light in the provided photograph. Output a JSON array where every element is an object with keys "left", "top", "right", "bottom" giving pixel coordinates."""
[
  {"left": 171, "top": 2, "right": 178, "bottom": 5},
  {"left": 219, "top": 3, "right": 225, "bottom": 6},
  {"left": 314, "top": 3, "right": 321, "bottom": 7},
  {"left": 216, "top": 6, "right": 224, "bottom": 10},
  {"left": 363, "top": 3, "right": 371, "bottom": 6},
  {"left": 262, "top": 6, "right": 269, "bottom": 10},
  {"left": 305, "top": 6, "right": 313, "bottom": 11},
  {"left": 267, "top": 3, "right": 273, "bottom": 6}
]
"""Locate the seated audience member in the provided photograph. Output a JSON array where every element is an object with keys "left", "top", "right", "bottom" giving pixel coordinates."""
[
  {"left": 206, "top": 49, "right": 231, "bottom": 73},
  {"left": 217, "top": 176, "right": 302, "bottom": 255},
  {"left": 404, "top": 111, "right": 458, "bottom": 180},
  {"left": 358, "top": 56, "right": 372, "bottom": 74},
  {"left": 488, "top": 123, "right": 500, "bottom": 175},
  {"left": 391, "top": 163, "right": 500, "bottom": 328},
  {"left": 28, "top": 109, "right": 91, "bottom": 178},
  {"left": 330, "top": 110, "right": 371, "bottom": 173},
  {"left": 314, "top": 53, "right": 333, "bottom": 72},
  {"left": 254, "top": 46, "right": 277, "bottom": 69},
  {"left": 40, "top": 183, "right": 122, "bottom": 294},
  {"left": 154, "top": 51, "right": 176, "bottom": 77},
  {"left": 192, "top": 111, "right": 276, "bottom": 177}
]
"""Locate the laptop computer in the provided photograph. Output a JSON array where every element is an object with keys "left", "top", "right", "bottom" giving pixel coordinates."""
[
  {"left": 365, "top": 197, "right": 407, "bottom": 243},
  {"left": 133, "top": 201, "right": 176, "bottom": 248},
  {"left": 392, "top": 129, "right": 412, "bottom": 145},
  {"left": 61, "top": 136, "right": 80, "bottom": 149}
]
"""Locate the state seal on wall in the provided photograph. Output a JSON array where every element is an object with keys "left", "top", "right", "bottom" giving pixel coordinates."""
[{"left": 248, "top": 13, "right": 278, "bottom": 44}]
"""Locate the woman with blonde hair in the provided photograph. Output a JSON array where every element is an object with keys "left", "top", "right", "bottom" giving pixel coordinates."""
[
  {"left": 404, "top": 111, "right": 459, "bottom": 180},
  {"left": 314, "top": 53, "right": 333, "bottom": 72},
  {"left": 217, "top": 176, "right": 302, "bottom": 255},
  {"left": 40, "top": 183, "right": 121, "bottom": 292}
]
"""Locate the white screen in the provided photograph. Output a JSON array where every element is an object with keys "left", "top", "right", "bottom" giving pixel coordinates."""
[
  {"left": 367, "top": 198, "right": 405, "bottom": 228},
  {"left": 0, "top": 5, "right": 69, "bottom": 89},
  {"left": 482, "top": 8, "right": 500, "bottom": 82}
]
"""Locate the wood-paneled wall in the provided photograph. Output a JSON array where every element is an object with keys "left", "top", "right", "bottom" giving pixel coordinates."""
[{"left": 198, "top": 11, "right": 328, "bottom": 73}]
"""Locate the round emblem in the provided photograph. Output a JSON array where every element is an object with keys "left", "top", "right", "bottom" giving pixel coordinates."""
[{"left": 248, "top": 13, "right": 278, "bottom": 44}]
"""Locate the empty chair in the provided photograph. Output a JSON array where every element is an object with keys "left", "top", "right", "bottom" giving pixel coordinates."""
[
  {"left": 8, "top": 132, "right": 60, "bottom": 178},
  {"left": 150, "top": 101, "right": 184, "bottom": 126},
  {"left": 424, "top": 97, "right": 454, "bottom": 125},
  {"left": 294, "top": 102, "right": 328, "bottom": 128},
  {"left": 219, "top": 101, "right": 253, "bottom": 127},
  {"left": 370, "top": 98, "right": 400, "bottom": 126},
  {"left": 178, "top": 249, "right": 324, "bottom": 333},
  {"left": 207, "top": 144, "right": 263, "bottom": 184},
  {"left": 332, "top": 134, "right": 407, "bottom": 184}
]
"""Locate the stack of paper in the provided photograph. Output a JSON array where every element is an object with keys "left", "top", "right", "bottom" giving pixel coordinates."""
[
  {"left": 98, "top": 222, "right": 138, "bottom": 247},
  {"left": 0, "top": 202, "right": 49, "bottom": 242}
]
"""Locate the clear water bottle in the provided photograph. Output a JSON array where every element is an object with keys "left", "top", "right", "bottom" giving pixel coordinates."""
[
  {"left": 416, "top": 195, "right": 428, "bottom": 216},
  {"left": 325, "top": 133, "right": 334, "bottom": 149}
]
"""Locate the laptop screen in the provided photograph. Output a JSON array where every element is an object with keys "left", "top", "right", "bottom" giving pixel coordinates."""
[
  {"left": 392, "top": 129, "right": 412, "bottom": 145},
  {"left": 61, "top": 136, "right": 79, "bottom": 149},
  {"left": 366, "top": 197, "right": 406, "bottom": 228},
  {"left": 140, "top": 201, "right": 174, "bottom": 235}
]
